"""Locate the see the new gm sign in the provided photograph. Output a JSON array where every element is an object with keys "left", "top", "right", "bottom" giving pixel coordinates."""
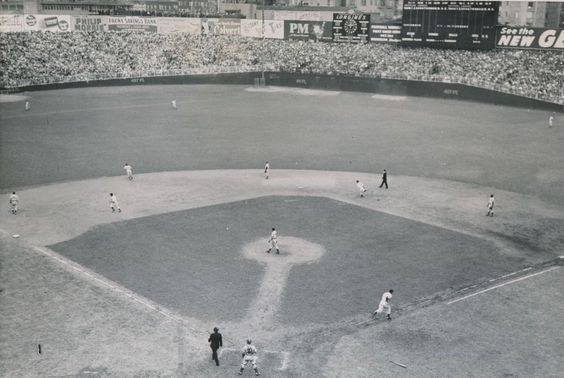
[{"left": 496, "top": 27, "right": 563, "bottom": 50}]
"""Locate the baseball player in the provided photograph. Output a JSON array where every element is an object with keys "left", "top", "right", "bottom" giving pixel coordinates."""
[
  {"left": 109, "top": 193, "right": 121, "bottom": 213},
  {"left": 25, "top": 100, "right": 30, "bottom": 111},
  {"left": 549, "top": 112, "right": 555, "bottom": 128},
  {"left": 487, "top": 194, "right": 495, "bottom": 217},
  {"left": 373, "top": 289, "right": 393, "bottom": 320},
  {"left": 264, "top": 161, "right": 270, "bottom": 179},
  {"left": 123, "top": 163, "right": 134, "bottom": 181},
  {"left": 266, "top": 227, "right": 280, "bottom": 254},
  {"left": 356, "top": 180, "right": 367, "bottom": 198},
  {"left": 171, "top": 100, "right": 177, "bottom": 110},
  {"left": 238, "top": 339, "right": 260, "bottom": 376},
  {"left": 9, "top": 192, "right": 19, "bottom": 214}
]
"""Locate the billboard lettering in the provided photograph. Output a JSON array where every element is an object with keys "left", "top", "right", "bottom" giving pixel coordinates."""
[
  {"left": 496, "top": 27, "right": 564, "bottom": 50},
  {"left": 370, "top": 24, "right": 402, "bottom": 43},
  {"left": 284, "top": 20, "right": 332, "bottom": 42}
]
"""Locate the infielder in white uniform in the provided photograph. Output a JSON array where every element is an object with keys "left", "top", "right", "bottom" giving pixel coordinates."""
[
  {"left": 266, "top": 227, "right": 280, "bottom": 254},
  {"left": 109, "top": 193, "right": 121, "bottom": 213},
  {"left": 238, "top": 339, "right": 260, "bottom": 376},
  {"left": 373, "top": 289, "right": 393, "bottom": 320},
  {"left": 25, "top": 101, "right": 30, "bottom": 111},
  {"left": 549, "top": 112, "right": 555, "bottom": 128},
  {"left": 9, "top": 192, "right": 19, "bottom": 214},
  {"left": 487, "top": 194, "right": 494, "bottom": 217},
  {"left": 123, "top": 163, "right": 134, "bottom": 181},
  {"left": 264, "top": 161, "right": 270, "bottom": 179},
  {"left": 356, "top": 180, "right": 367, "bottom": 198},
  {"left": 171, "top": 100, "right": 177, "bottom": 110}
]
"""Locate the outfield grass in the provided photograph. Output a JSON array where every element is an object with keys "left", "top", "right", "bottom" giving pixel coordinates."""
[{"left": 1, "top": 85, "right": 563, "bottom": 206}]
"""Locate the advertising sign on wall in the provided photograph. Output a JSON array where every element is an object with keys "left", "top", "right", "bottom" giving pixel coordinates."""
[
  {"left": 0, "top": 15, "right": 24, "bottom": 32},
  {"left": 241, "top": 20, "right": 284, "bottom": 39},
  {"left": 106, "top": 17, "right": 158, "bottom": 32},
  {"left": 284, "top": 20, "right": 333, "bottom": 42},
  {"left": 264, "top": 20, "right": 284, "bottom": 39},
  {"left": 241, "top": 19, "right": 262, "bottom": 38},
  {"left": 496, "top": 26, "right": 564, "bottom": 50},
  {"left": 201, "top": 18, "right": 240, "bottom": 35},
  {"left": 332, "top": 13, "right": 370, "bottom": 43},
  {"left": 370, "top": 24, "right": 401, "bottom": 43},
  {"left": 157, "top": 18, "right": 201, "bottom": 34},
  {"left": 74, "top": 16, "right": 106, "bottom": 32},
  {"left": 23, "top": 14, "right": 73, "bottom": 32}
]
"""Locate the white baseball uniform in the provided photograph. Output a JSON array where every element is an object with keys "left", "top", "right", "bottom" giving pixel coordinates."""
[
  {"left": 124, "top": 164, "right": 133, "bottom": 180},
  {"left": 268, "top": 230, "right": 279, "bottom": 250},
  {"left": 487, "top": 196, "right": 494, "bottom": 216},
  {"left": 241, "top": 344, "right": 258, "bottom": 369},
  {"left": 375, "top": 291, "right": 392, "bottom": 315},
  {"left": 356, "top": 181, "right": 367, "bottom": 197},
  {"left": 9, "top": 194, "right": 19, "bottom": 213},
  {"left": 549, "top": 116, "right": 554, "bottom": 127},
  {"left": 110, "top": 195, "right": 121, "bottom": 212},
  {"left": 25, "top": 101, "right": 30, "bottom": 111},
  {"left": 264, "top": 163, "right": 270, "bottom": 179},
  {"left": 171, "top": 100, "right": 177, "bottom": 109}
]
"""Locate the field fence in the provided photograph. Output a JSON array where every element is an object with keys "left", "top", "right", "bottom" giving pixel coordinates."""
[{"left": 2, "top": 67, "right": 561, "bottom": 106}]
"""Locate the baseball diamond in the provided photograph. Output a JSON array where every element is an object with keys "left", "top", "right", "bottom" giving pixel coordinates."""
[{"left": 1, "top": 75, "right": 563, "bottom": 376}]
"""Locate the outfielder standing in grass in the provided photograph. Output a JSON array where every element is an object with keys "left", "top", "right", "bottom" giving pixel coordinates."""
[
  {"left": 487, "top": 194, "right": 495, "bottom": 217},
  {"left": 123, "top": 163, "right": 134, "bottom": 181},
  {"left": 373, "top": 289, "right": 394, "bottom": 320},
  {"left": 9, "top": 192, "right": 19, "bottom": 214},
  {"left": 266, "top": 227, "right": 280, "bottom": 254}
]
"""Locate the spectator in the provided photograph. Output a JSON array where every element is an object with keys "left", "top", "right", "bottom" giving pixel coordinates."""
[{"left": 0, "top": 32, "right": 562, "bottom": 104}]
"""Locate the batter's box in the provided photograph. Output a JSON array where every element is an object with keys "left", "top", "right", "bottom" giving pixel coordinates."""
[{"left": 219, "top": 348, "right": 290, "bottom": 372}]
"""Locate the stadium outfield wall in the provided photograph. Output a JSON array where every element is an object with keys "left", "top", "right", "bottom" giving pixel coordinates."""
[{"left": 4, "top": 71, "right": 562, "bottom": 112}]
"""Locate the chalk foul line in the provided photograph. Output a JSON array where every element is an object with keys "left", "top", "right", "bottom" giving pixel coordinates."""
[{"left": 447, "top": 266, "right": 559, "bottom": 305}]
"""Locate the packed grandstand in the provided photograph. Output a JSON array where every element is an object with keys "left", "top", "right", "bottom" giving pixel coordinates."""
[{"left": 1, "top": 31, "right": 562, "bottom": 104}]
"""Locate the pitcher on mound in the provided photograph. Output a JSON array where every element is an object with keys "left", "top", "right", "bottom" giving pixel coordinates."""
[{"left": 266, "top": 227, "right": 280, "bottom": 254}]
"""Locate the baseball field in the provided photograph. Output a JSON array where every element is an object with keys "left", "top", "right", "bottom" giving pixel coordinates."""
[{"left": 1, "top": 84, "right": 563, "bottom": 377}]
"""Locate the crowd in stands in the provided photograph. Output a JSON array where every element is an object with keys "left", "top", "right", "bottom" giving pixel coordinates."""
[{"left": 1, "top": 32, "right": 562, "bottom": 103}]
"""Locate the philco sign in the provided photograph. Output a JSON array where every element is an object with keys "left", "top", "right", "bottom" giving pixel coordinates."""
[{"left": 496, "top": 27, "right": 564, "bottom": 50}]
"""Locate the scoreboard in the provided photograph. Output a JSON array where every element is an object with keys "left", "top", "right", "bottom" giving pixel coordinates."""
[{"left": 401, "top": 1, "right": 499, "bottom": 49}]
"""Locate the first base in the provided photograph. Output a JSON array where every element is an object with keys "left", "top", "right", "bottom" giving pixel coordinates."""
[{"left": 12, "top": 234, "right": 20, "bottom": 238}]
